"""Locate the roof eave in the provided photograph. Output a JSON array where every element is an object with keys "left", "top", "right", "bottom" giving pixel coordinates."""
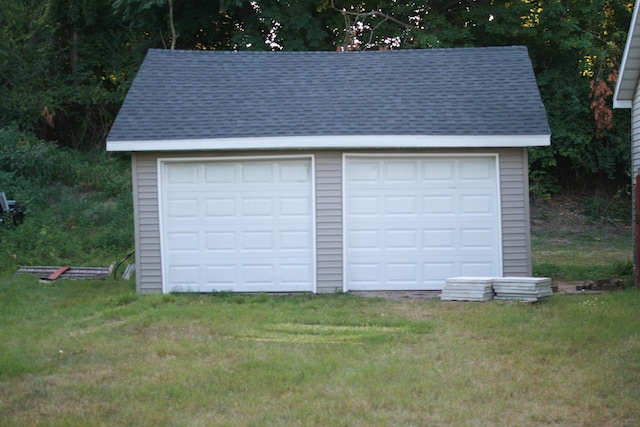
[{"left": 107, "top": 134, "right": 551, "bottom": 152}]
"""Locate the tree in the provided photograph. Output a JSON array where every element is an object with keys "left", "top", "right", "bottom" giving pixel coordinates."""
[
  {"left": 513, "top": 0, "right": 633, "bottom": 190},
  {"left": 0, "top": 0, "right": 634, "bottom": 192},
  {"left": 0, "top": 1, "right": 57, "bottom": 132},
  {"left": 113, "top": 0, "right": 240, "bottom": 50}
]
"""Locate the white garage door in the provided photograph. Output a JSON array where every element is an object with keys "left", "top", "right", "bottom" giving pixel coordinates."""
[
  {"left": 160, "top": 157, "right": 315, "bottom": 293},
  {"left": 344, "top": 155, "right": 501, "bottom": 291}
]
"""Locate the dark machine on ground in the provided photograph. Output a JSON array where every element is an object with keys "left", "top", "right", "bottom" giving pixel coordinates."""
[{"left": 0, "top": 192, "right": 25, "bottom": 226}]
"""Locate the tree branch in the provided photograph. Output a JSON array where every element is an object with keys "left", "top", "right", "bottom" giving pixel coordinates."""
[
  {"left": 168, "top": 0, "right": 177, "bottom": 49},
  {"left": 330, "top": 0, "right": 413, "bottom": 50},
  {"left": 330, "top": 0, "right": 413, "bottom": 30}
]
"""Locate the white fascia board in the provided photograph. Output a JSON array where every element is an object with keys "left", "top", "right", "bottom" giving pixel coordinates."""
[
  {"left": 614, "top": 99, "right": 633, "bottom": 109},
  {"left": 614, "top": 0, "right": 640, "bottom": 109},
  {"left": 107, "top": 134, "right": 551, "bottom": 152}
]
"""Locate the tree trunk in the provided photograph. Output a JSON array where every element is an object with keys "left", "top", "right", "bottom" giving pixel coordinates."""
[{"left": 169, "top": 0, "right": 177, "bottom": 49}]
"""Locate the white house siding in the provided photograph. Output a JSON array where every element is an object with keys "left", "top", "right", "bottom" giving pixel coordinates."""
[
  {"left": 633, "top": 82, "right": 640, "bottom": 182},
  {"left": 131, "top": 148, "right": 530, "bottom": 293},
  {"left": 632, "top": 81, "right": 640, "bottom": 282}
]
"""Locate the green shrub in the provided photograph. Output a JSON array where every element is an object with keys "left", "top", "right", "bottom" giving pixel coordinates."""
[
  {"left": 0, "top": 126, "right": 78, "bottom": 186},
  {"left": 581, "top": 189, "right": 631, "bottom": 222},
  {"left": 76, "top": 152, "right": 132, "bottom": 197},
  {"left": 0, "top": 128, "right": 133, "bottom": 272}
]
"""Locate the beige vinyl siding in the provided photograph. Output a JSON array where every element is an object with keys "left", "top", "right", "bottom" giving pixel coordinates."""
[
  {"left": 315, "top": 152, "right": 343, "bottom": 293},
  {"left": 131, "top": 147, "right": 532, "bottom": 293},
  {"left": 499, "top": 147, "right": 532, "bottom": 276},
  {"left": 131, "top": 153, "right": 162, "bottom": 294}
]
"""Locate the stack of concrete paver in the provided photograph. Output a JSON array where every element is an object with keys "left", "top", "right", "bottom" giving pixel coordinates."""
[
  {"left": 492, "top": 277, "right": 553, "bottom": 302},
  {"left": 440, "top": 277, "right": 495, "bottom": 301}
]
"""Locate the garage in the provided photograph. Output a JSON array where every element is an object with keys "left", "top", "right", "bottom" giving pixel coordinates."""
[
  {"left": 159, "top": 156, "right": 315, "bottom": 293},
  {"left": 344, "top": 155, "right": 502, "bottom": 291},
  {"left": 107, "top": 47, "right": 550, "bottom": 293}
]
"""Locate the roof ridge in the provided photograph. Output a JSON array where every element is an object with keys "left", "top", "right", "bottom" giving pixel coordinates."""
[{"left": 147, "top": 45, "right": 527, "bottom": 55}]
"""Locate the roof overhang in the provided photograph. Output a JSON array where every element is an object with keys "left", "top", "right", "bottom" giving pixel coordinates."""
[
  {"left": 107, "top": 134, "right": 551, "bottom": 152},
  {"left": 614, "top": 0, "right": 640, "bottom": 109}
]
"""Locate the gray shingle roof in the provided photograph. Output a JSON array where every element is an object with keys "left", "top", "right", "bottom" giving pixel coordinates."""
[{"left": 107, "top": 46, "right": 550, "bottom": 143}]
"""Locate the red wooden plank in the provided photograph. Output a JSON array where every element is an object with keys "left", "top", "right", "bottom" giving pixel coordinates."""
[{"left": 47, "top": 266, "right": 70, "bottom": 281}]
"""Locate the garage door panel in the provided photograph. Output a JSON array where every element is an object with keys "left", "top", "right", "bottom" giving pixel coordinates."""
[
  {"left": 384, "top": 161, "right": 418, "bottom": 181},
  {"left": 281, "top": 197, "right": 312, "bottom": 215},
  {"left": 459, "top": 159, "right": 493, "bottom": 180},
  {"left": 166, "top": 198, "right": 199, "bottom": 218},
  {"left": 205, "top": 231, "right": 236, "bottom": 251},
  {"left": 387, "top": 263, "right": 419, "bottom": 283},
  {"left": 460, "top": 228, "right": 495, "bottom": 249},
  {"left": 168, "top": 265, "right": 200, "bottom": 291},
  {"left": 205, "top": 265, "right": 236, "bottom": 289},
  {"left": 460, "top": 194, "right": 494, "bottom": 214},
  {"left": 461, "top": 262, "right": 495, "bottom": 277},
  {"left": 202, "top": 262, "right": 312, "bottom": 291},
  {"left": 167, "top": 164, "right": 198, "bottom": 184},
  {"left": 167, "top": 232, "right": 199, "bottom": 251},
  {"left": 385, "top": 196, "right": 417, "bottom": 215},
  {"left": 242, "top": 264, "right": 274, "bottom": 283},
  {"left": 241, "top": 231, "right": 274, "bottom": 250},
  {"left": 162, "top": 158, "right": 314, "bottom": 293},
  {"left": 423, "top": 262, "right": 456, "bottom": 280},
  {"left": 205, "top": 198, "right": 235, "bottom": 217},
  {"left": 241, "top": 198, "right": 274, "bottom": 217},
  {"left": 280, "top": 230, "right": 312, "bottom": 250},
  {"left": 349, "top": 263, "right": 380, "bottom": 284},
  {"left": 279, "top": 161, "right": 311, "bottom": 181},
  {"left": 422, "top": 160, "right": 455, "bottom": 182},
  {"left": 423, "top": 229, "right": 455, "bottom": 249},
  {"left": 280, "top": 264, "right": 314, "bottom": 285},
  {"left": 347, "top": 196, "right": 379, "bottom": 216},
  {"left": 348, "top": 161, "right": 380, "bottom": 182},
  {"left": 345, "top": 156, "right": 500, "bottom": 291},
  {"left": 348, "top": 230, "right": 379, "bottom": 249},
  {"left": 385, "top": 229, "right": 418, "bottom": 249},
  {"left": 241, "top": 162, "right": 273, "bottom": 182},
  {"left": 205, "top": 163, "right": 235, "bottom": 183},
  {"left": 422, "top": 195, "right": 455, "bottom": 215}
]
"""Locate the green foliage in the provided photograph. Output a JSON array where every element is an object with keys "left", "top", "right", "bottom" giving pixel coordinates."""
[
  {"left": 0, "top": 0, "right": 636, "bottom": 192},
  {"left": 0, "top": 126, "right": 77, "bottom": 186},
  {"left": 0, "top": 0, "right": 57, "bottom": 130},
  {"left": 580, "top": 188, "right": 631, "bottom": 221},
  {"left": 0, "top": 133, "right": 133, "bottom": 272},
  {"left": 114, "top": 0, "right": 241, "bottom": 50},
  {"left": 529, "top": 168, "right": 561, "bottom": 200}
]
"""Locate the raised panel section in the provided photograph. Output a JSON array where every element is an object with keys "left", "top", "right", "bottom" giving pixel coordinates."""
[
  {"left": 160, "top": 157, "right": 314, "bottom": 293},
  {"left": 345, "top": 155, "right": 501, "bottom": 291}
]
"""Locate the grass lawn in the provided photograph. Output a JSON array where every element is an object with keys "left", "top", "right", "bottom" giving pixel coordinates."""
[
  {"left": 532, "top": 233, "right": 633, "bottom": 282},
  {"left": 1, "top": 273, "right": 640, "bottom": 426}
]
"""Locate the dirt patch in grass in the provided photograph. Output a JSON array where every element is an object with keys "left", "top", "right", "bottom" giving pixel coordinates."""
[{"left": 530, "top": 193, "right": 631, "bottom": 242}]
